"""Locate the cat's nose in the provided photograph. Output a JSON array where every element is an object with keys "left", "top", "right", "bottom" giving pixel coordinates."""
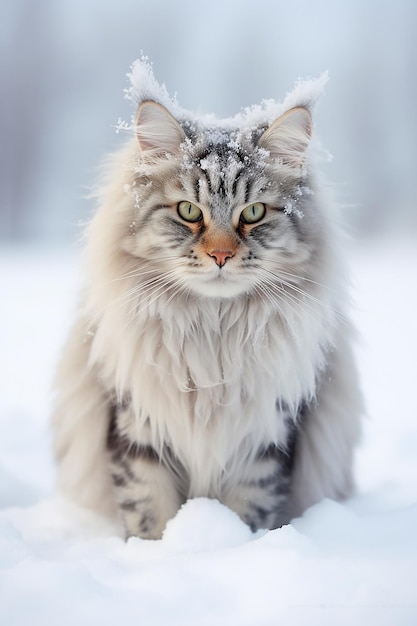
[{"left": 208, "top": 250, "right": 234, "bottom": 268}]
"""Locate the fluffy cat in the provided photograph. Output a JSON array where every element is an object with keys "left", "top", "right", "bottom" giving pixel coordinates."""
[{"left": 51, "top": 62, "right": 362, "bottom": 539}]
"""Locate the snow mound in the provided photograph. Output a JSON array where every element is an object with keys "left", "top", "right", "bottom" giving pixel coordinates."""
[
  {"left": 162, "top": 497, "right": 263, "bottom": 553},
  {"left": 293, "top": 497, "right": 417, "bottom": 558}
]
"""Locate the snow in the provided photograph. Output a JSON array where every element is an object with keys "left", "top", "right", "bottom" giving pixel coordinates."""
[
  {"left": 1, "top": 240, "right": 417, "bottom": 625},
  {"left": 126, "top": 56, "right": 328, "bottom": 129}
]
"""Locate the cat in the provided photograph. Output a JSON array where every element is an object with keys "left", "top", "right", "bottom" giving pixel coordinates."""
[{"left": 51, "top": 63, "right": 363, "bottom": 540}]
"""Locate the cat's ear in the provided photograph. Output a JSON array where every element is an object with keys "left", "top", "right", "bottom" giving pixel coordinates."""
[
  {"left": 258, "top": 106, "right": 312, "bottom": 169},
  {"left": 135, "top": 101, "right": 185, "bottom": 157}
]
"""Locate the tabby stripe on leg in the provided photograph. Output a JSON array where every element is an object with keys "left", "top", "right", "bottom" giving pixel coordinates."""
[{"left": 107, "top": 409, "right": 159, "bottom": 462}]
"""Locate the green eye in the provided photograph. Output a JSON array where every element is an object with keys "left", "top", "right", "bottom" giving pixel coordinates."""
[
  {"left": 240, "top": 202, "right": 266, "bottom": 224},
  {"left": 177, "top": 201, "right": 203, "bottom": 222}
]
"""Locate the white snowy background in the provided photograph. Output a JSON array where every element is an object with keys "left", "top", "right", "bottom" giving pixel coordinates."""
[{"left": 2, "top": 1, "right": 417, "bottom": 624}]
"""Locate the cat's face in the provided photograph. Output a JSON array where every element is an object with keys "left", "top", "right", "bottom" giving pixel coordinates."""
[{"left": 123, "top": 101, "right": 320, "bottom": 300}]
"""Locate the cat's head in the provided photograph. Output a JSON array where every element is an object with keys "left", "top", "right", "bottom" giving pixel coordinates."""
[{"left": 122, "top": 100, "right": 325, "bottom": 300}]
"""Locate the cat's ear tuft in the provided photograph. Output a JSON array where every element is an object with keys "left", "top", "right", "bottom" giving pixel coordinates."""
[
  {"left": 135, "top": 101, "right": 185, "bottom": 157},
  {"left": 258, "top": 106, "right": 312, "bottom": 170}
]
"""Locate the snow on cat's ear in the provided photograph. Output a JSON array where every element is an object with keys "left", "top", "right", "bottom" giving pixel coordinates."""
[
  {"left": 135, "top": 101, "right": 185, "bottom": 157},
  {"left": 258, "top": 107, "right": 312, "bottom": 170}
]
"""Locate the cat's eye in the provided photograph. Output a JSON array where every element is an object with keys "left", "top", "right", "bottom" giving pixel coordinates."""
[
  {"left": 177, "top": 201, "right": 203, "bottom": 223},
  {"left": 240, "top": 202, "right": 266, "bottom": 224}
]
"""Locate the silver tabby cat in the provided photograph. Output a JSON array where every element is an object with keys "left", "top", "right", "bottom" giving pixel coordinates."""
[{"left": 51, "top": 80, "right": 362, "bottom": 539}]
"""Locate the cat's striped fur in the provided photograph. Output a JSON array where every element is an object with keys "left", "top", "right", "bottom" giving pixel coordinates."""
[{"left": 51, "top": 93, "right": 362, "bottom": 539}]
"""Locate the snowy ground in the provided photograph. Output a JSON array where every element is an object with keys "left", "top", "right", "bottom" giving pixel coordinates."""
[{"left": 1, "top": 239, "right": 417, "bottom": 626}]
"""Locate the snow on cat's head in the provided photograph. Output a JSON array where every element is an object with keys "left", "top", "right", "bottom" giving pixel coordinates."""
[{"left": 115, "top": 57, "right": 331, "bottom": 301}]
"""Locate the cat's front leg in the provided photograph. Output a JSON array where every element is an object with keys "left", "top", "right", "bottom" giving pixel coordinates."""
[
  {"left": 107, "top": 407, "right": 184, "bottom": 539},
  {"left": 222, "top": 445, "right": 294, "bottom": 532}
]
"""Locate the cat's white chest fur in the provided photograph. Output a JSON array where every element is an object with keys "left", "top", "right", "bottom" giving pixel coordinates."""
[{"left": 91, "top": 293, "right": 328, "bottom": 495}]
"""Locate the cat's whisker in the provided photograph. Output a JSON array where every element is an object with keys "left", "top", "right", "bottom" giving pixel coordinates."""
[
  {"left": 111, "top": 268, "right": 164, "bottom": 283},
  {"left": 273, "top": 276, "right": 330, "bottom": 312},
  {"left": 257, "top": 266, "right": 343, "bottom": 322},
  {"left": 253, "top": 282, "right": 298, "bottom": 338},
  {"left": 259, "top": 260, "right": 332, "bottom": 290},
  {"left": 125, "top": 275, "right": 176, "bottom": 301},
  {"left": 90, "top": 270, "right": 183, "bottom": 328},
  {"left": 112, "top": 257, "right": 183, "bottom": 283},
  {"left": 259, "top": 282, "right": 305, "bottom": 327},
  {"left": 254, "top": 271, "right": 328, "bottom": 328},
  {"left": 115, "top": 270, "right": 181, "bottom": 305},
  {"left": 252, "top": 261, "right": 342, "bottom": 322},
  {"left": 130, "top": 278, "right": 188, "bottom": 322},
  {"left": 115, "top": 268, "right": 190, "bottom": 324},
  {"left": 159, "top": 281, "right": 191, "bottom": 317},
  {"left": 261, "top": 268, "right": 347, "bottom": 324},
  {"left": 279, "top": 279, "right": 346, "bottom": 325},
  {"left": 113, "top": 282, "right": 168, "bottom": 317}
]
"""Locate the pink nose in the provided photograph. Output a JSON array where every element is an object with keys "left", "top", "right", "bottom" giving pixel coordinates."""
[{"left": 208, "top": 250, "right": 234, "bottom": 268}]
